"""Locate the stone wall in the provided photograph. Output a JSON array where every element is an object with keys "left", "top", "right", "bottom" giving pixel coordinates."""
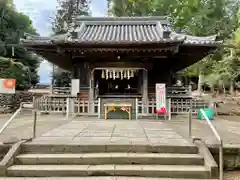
[
  {"left": 0, "top": 91, "right": 42, "bottom": 113},
  {"left": 209, "top": 146, "right": 240, "bottom": 170}
]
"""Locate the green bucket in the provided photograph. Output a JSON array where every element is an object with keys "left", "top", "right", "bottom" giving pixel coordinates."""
[{"left": 198, "top": 108, "right": 214, "bottom": 120}]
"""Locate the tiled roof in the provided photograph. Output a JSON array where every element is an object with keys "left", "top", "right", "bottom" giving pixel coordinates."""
[
  {"left": 20, "top": 16, "right": 219, "bottom": 46},
  {"left": 76, "top": 24, "right": 168, "bottom": 43},
  {"left": 170, "top": 32, "right": 219, "bottom": 45},
  {"left": 69, "top": 17, "right": 174, "bottom": 44}
]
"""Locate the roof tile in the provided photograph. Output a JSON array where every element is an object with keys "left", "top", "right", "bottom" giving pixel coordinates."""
[
  {"left": 78, "top": 24, "right": 162, "bottom": 43},
  {"left": 20, "top": 16, "right": 219, "bottom": 46}
]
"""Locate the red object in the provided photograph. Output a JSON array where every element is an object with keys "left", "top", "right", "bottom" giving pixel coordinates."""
[
  {"left": 156, "top": 107, "right": 167, "bottom": 114},
  {"left": 4, "top": 79, "right": 16, "bottom": 89},
  {"left": 120, "top": 107, "right": 126, "bottom": 111}
]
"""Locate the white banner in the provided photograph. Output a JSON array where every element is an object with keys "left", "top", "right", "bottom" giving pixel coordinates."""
[
  {"left": 71, "top": 79, "right": 80, "bottom": 96},
  {"left": 156, "top": 83, "right": 166, "bottom": 111},
  {"left": 0, "top": 79, "right": 16, "bottom": 94}
]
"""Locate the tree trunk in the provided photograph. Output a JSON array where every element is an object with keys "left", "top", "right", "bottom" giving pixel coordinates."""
[
  {"left": 197, "top": 72, "right": 203, "bottom": 94},
  {"left": 230, "top": 80, "right": 234, "bottom": 96},
  {"left": 223, "top": 83, "right": 226, "bottom": 94}
]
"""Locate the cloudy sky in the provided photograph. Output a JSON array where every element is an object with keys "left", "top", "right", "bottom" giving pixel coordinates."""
[{"left": 14, "top": 0, "right": 108, "bottom": 84}]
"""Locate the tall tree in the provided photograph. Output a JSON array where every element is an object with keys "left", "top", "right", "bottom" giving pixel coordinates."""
[
  {"left": 51, "top": 0, "right": 91, "bottom": 87},
  {"left": 0, "top": 1, "right": 41, "bottom": 89},
  {"left": 53, "top": 0, "right": 90, "bottom": 34},
  {"left": 108, "top": 0, "right": 240, "bottom": 93}
]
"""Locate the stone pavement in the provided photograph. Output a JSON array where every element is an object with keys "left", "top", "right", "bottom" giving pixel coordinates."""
[
  {"left": 0, "top": 177, "right": 220, "bottom": 180},
  {"left": 0, "top": 173, "right": 238, "bottom": 180},
  {"left": 1, "top": 113, "right": 240, "bottom": 147},
  {"left": 165, "top": 115, "right": 240, "bottom": 146},
  {"left": 32, "top": 119, "right": 191, "bottom": 146},
  {"left": 0, "top": 113, "right": 72, "bottom": 143}
]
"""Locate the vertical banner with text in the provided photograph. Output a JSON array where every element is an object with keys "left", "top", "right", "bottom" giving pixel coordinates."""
[{"left": 156, "top": 83, "right": 166, "bottom": 113}]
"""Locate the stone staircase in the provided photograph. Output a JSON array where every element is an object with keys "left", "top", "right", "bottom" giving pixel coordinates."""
[{"left": 4, "top": 143, "right": 218, "bottom": 179}]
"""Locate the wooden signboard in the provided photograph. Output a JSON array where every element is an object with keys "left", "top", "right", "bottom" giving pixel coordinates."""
[
  {"left": 0, "top": 79, "right": 16, "bottom": 94},
  {"left": 156, "top": 83, "right": 166, "bottom": 114}
]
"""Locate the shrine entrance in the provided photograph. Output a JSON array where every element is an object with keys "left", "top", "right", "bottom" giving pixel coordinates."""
[
  {"left": 94, "top": 68, "right": 142, "bottom": 96},
  {"left": 92, "top": 67, "right": 147, "bottom": 120}
]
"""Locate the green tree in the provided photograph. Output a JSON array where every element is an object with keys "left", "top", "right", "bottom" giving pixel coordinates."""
[
  {"left": 53, "top": 68, "right": 71, "bottom": 87},
  {"left": 51, "top": 0, "right": 90, "bottom": 87},
  {"left": 0, "top": 1, "right": 41, "bottom": 90},
  {"left": 108, "top": 0, "right": 240, "bottom": 94},
  {"left": 53, "top": 0, "right": 90, "bottom": 34},
  {"left": 210, "top": 11, "right": 240, "bottom": 94}
]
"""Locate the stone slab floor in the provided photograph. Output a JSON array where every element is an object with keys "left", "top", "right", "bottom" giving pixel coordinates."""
[
  {"left": 0, "top": 113, "right": 72, "bottom": 143},
  {"left": 165, "top": 115, "right": 240, "bottom": 146},
  {"left": 0, "top": 174, "right": 238, "bottom": 180},
  {"left": 31, "top": 119, "right": 191, "bottom": 146}
]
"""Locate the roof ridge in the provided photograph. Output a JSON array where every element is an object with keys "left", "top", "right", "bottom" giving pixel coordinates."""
[{"left": 75, "top": 16, "right": 169, "bottom": 22}]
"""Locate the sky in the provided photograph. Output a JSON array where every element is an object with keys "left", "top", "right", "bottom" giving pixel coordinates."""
[{"left": 14, "top": 0, "right": 108, "bottom": 84}]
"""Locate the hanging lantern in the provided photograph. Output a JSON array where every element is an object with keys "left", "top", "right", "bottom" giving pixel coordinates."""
[{"left": 101, "top": 70, "right": 105, "bottom": 79}]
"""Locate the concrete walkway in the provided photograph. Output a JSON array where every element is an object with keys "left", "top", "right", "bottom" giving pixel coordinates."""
[{"left": 32, "top": 119, "right": 192, "bottom": 146}]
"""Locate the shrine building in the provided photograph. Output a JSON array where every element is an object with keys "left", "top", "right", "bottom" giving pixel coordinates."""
[{"left": 21, "top": 16, "right": 220, "bottom": 119}]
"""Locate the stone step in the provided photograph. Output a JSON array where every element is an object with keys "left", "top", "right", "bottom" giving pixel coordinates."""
[
  {"left": 16, "top": 153, "right": 204, "bottom": 165},
  {"left": 0, "top": 177, "right": 218, "bottom": 180},
  {"left": 7, "top": 165, "right": 210, "bottom": 178},
  {"left": 22, "top": 143, "right": 198, "bottom": 154}
]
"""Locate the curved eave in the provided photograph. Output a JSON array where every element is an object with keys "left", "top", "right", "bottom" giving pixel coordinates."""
[
  {"left": 182, "top": 41, "right": 222, "bottom": 47},
  {"left": 21, "top": 39, "right": 221, "bottom": 47}
]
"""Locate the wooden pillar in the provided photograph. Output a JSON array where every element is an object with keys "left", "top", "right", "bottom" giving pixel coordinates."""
[
  {"left": 138, "top": 70, "right": 142, "bottom": 94},
  {"left": 143, "top": 70, "right": 148, "bottom": 114},
  {"left": 71, "top": 65, "right": 76, "bottom": 79},
  {"left": 167, "top": 70, "right": 173, "bottom": 86},
  {"left": 88, "top": 69, "right": 94, "bottom": 113},
  {"left": 77, "top": 66, "right": 81, "bottom": 92}
]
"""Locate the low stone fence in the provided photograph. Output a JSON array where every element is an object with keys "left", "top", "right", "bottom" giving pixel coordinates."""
[{"left": 0, "top": 92, "right": 42, "bottom": 113}]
